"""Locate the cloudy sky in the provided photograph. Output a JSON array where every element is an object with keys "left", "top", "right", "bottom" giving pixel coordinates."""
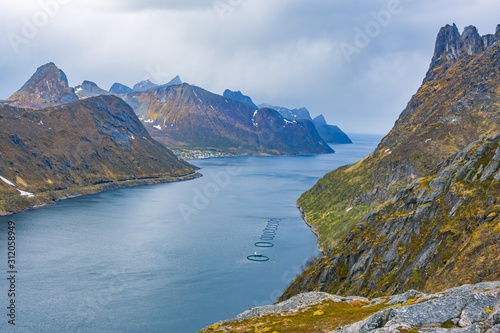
[{"left": 1, "top": 0, "right": 499, "bottom": 134}]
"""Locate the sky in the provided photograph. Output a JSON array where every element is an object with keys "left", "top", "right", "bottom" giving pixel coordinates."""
[{"left": 1, "top": 0, "right": 499, "bottom": 134}]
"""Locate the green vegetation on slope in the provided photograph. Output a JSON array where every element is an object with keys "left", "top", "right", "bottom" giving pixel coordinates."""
[
  {"left": 298, "top": 32, "right": 500, "bottom": 249},
  {"left": 283, "top": 134, "right": 500, "bottom": 299}
]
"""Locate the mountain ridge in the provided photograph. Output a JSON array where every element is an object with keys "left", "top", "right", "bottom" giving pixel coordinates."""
[
  {"left": 297, "top": 24, "right": 500, "bottom": 249},
  {"left": 0, "top": 93, "right": 197, "bottom": 215},
  {"left": 122, "top": 83, "right": 334, "bottom": 155}
]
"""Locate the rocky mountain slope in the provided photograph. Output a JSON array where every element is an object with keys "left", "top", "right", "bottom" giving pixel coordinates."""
[
  {"left": 3, "top": 63, "right": 79, "bottom": 109},
  {"left": 260, "top": 103, "right": 352, "bottom": 144},
  {"left": 109, "top": 83, "right": 133, "bottom": 94},
  {"left": 201, "top": 282, "right": 500, "bottom": 333},
  {"left": 260, "top": 104, "right": 314, "bottom": 122},
  {"left": 121, "top": 84, "right": 333, "bottom": 155},
  {"left": 297, "top": 24, "right": 500, "bottom": 249},
  {"left": 282, "top": 133, "right": 500, "bottom": 300},
  {"left": 0, "top": 67, "right": 196, "bottom": 214},
  {"left": 75, "top": 80, "right": 110, "bottom": 99},
  {"left": 223, "top": 89, "right": 258, "bottom": 110},
  {"left": 313, "top": 115, "right": 353, "bottom": 144}
]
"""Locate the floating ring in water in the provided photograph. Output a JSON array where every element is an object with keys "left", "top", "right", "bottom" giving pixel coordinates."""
[
  {"left": 254, "top": 241, "right": 274, "bottom": 247},
  {"left": 264, "top": 225, "right": 278, "bottom": 229},
  {"left": 247, "top": 254, "right": 270, "bottom": 262}
]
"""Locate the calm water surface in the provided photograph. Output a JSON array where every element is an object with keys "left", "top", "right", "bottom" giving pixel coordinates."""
[{"left": 0, "top": 134, "right": 381, "bottom": 332}]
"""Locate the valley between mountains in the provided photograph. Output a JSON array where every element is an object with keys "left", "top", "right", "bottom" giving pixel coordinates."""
[{"left": 2, "top": 16, "right": 500, "bottom": 333}]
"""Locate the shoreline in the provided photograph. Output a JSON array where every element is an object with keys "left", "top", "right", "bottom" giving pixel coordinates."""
[
  {"left": 0, "top": 171, "right": 201, "bottom": 217},
  {"left": 296, "top": 202, "right": 325, "bottom": 254}
]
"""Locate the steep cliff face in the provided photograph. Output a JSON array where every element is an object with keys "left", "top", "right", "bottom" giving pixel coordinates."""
[
  {"left": 298, "top": 24, "right": 500, "bottom": 249},
  {"left": 282, "top": 134, "right": 500, "bottom": 300}
]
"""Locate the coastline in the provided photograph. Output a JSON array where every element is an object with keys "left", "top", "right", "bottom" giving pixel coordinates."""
[
  {"left": 296, "top": 202, "right": 325, "bottom": 254},
  {"left": 0, "top": 171, "right": 201, "bottom": 217}
]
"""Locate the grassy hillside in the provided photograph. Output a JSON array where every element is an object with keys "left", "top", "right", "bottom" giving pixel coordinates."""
[
  {"left": 0, "top": 95, "right": 196, "bottom": 214},
  {"left": 298, "top": 31, "right": 500, "bottom": 249},
  {"left": 283, "top": 134, "right": 500, "bottom": 299}
]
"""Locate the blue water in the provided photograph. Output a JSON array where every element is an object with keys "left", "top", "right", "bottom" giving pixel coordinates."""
[{"left": 0, "top": 134, "right": 381, "bottom": 332}]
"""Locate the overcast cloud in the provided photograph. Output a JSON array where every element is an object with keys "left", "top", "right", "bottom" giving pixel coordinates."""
[{"left": 1, "top": 0, "right": 499, "bottom": 134}]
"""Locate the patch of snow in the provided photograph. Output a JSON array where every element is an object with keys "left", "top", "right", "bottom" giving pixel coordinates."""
[
  {"left": 210, "top": 105, "right": 214, "bottom": 110},
  {"left": 346, "top": 207, "right": 353, "bottom": 212},
  {"left": 75, "top": 87, "right": 83, "bottom": 93},
  {"left": 283, "top": 119, "right": 297, "bottom": 125},
  {"left": 143, "top": 119, "right": 153, "bottom": 123},
  {"left": 425, "top": 138, "right": 432, "bottom": 143},
  {"left": 385, "top": 148, "right": 392, "bottom": 154},
  {"left": 153, "top": 125, "right": 162, "bottom": 130},
  {"left": 0, "top": 176, "right": 15, "bottom": 187},
  {"left": 225, "top": 99, "right": 228, "bottom": 103},
  {"left": 18, "top": 190, "right": 34, "bottom": 197},
  {"left": 252, "top": 110, "right": 259, "bottom": 127},
  {"left": 197, "top": 98, "right": 203, "bottom": 103},
  {"left": 0, "top": 176, "right": 35, "bottom": 197},
  {"left": 38, "top": 121, "right": 43, "bottom": 125},
  {"left": 194, "top": 91, "right": 198, "bottom": 98},
  {"left": 131, "top": 135, "right": 135, "bottom": 140}
]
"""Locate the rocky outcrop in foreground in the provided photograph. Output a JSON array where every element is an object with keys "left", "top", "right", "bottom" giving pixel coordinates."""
[
  {"left": 201, "top": 282, "right": 500, "bottom": 333},
  {"left": 335, "top": 281, "right": 500, "bottom": 333}
]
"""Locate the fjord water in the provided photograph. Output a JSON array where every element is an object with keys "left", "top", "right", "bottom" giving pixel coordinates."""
[{"left": 0, "top": 134, "right": 381, "bottom": 332}]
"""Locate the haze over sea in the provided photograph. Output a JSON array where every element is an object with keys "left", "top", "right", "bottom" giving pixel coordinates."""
[{"left": 0, "top": 134, "right": 381, "bottom": 332}]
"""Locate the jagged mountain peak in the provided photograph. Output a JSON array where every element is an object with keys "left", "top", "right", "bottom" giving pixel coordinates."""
[
  {"left": 133, "top": 79, "right": 158, "bottom": 92},
  {"left": 6, "top": 62, "right": 78, "bottom": 109},
  {"left": 109, "top": 82, "right": 133, "bottom": 95},
  {"left": 426, "top": 24, "right": 499, "bottom": 82},
  {"left": 164, "top": 75, "right": 182, "bottom": 87},
  {"left": 223, "top": 89, "right": 258, "bottom": 110},
  {"left": 313, "top": 114, "right": 327, "bottom": 127}
]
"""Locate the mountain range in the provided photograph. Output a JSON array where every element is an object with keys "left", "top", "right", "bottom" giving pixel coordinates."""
[
  {"left": 222, "top": 89, "right": 352, "bottom": 144},
  {"left": 120, "top": 84, "right": 333, "bottom": 155},
  {"left": 1, "top": 63, "right": 345, "bottom": 156}
]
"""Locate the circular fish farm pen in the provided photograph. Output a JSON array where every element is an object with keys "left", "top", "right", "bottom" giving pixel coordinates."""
[
  {"left": 247, "top": 254, "right": 270, "bottom": 262},
  {"left": 254, "top": 241, "right": 274, "bottom": 248},
  {"left": 247, "top": 218, "right": 282, "bottom": 262}
]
